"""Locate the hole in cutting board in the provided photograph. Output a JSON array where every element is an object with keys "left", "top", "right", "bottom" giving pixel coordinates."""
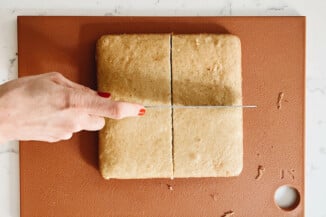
[{"left": 274, "top": 185, "right": 300, "bottom": 211}]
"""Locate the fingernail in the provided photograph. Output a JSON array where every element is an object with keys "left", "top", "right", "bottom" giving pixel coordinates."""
[
  {"left": 138, "top": 108, "right": 146, "bottom": 116},
  {"left": 97, "top": 91, "right": 111, "bottom": 98}
]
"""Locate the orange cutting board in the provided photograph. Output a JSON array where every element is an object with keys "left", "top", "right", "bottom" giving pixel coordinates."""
[{"left": 18, "top": 16, "right": 305, "bottom": 217}]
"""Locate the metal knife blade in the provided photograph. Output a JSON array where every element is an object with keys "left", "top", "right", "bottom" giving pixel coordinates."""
[{"left": 145, "top": 105, "right": 257, "bottom": 109}]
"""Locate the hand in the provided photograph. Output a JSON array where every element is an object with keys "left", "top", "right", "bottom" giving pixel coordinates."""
[{"left": 0, "top": 72, "right": 145, "bottom": 143}]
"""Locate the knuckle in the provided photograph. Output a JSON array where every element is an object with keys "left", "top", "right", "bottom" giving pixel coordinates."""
[
  {"left": 111, "top": 104, "right": 124, "bottom": 119},
  {"left": 50, "top": 87, "right": 66, "bottom": 110},
  {"left": 62, "top": 133, "right": 73, "bottom": 140},
  {"left": 63, "top": 91, "right": 80, "bottom": 110},
  {"left": 80, "top": 85, "right": 92, "bottom": 92},
  {"left": 98, "top": 117, "right": 105, "bottom": 128},
  {"left": 93, "top": 117, "right": 105, "bottom": 130},
  {"left": 47, "top": 72, "right": 63, "bottom": 79},
  {"left": 65, "top": 91, "right": 72, "bottom": 109}
]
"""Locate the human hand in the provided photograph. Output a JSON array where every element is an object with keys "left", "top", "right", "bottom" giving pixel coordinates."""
[{"left": 0, "top": 72, "right": 145, "bottom": 143}]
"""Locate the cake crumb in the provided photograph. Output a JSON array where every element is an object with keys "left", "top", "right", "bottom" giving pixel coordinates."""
[
  {"left": 221, "top": 210, "right": 234, "bottom": 217},
  {"left": 255, "top": 165, "right": 265, "bottom": 180},
  {"left": 277, "top": 92, "right": 284, "bottom": 109},
  {"left": 280, "top": 169, "right": 295, "bottom": 180},
  {"left": 289, "top": 169, "right": 295, "bottom": 179},
  {"left": 210, "top": 193, "right": 218, "bottom": 201},
  {"left": 288, "top": 169, "right": 295, "bottom": 180},
  {"left": 167, "top": 184, "right": 173, "bottom": 191},
  {"left": 195, "top": 38, "right": 200, "bottom": 46}
]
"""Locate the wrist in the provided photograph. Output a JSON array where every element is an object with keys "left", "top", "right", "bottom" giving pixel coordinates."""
[
  {"left": 0, "top": 114, "right": 8, "bottom": 144},
  {"left": 0, "top": 95, "right": 11, "bottom": 144}
]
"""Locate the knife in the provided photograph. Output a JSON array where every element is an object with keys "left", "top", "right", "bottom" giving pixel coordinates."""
[{"left": 145, "top": 105, "right": 257, "bottom": 109}]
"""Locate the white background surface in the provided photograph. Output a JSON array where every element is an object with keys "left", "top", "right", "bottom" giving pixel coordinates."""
[{"left": 0, "top": 0, "right": 325, "bottom": 216}]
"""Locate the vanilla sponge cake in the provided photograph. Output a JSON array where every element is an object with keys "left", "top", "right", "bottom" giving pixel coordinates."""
[
  {"left": 96, "top": 34, "right": 171, "bottom": 106},
  {"left": 99, "top": 109, "right": 172, "bottom": 179},
  {"left": 97, "top": 34, "right": 172, "bottom": 179},
  {"left": 172, "top": 34, "right": 243, "bottom": 177},
  {"left": 173, "top": 108, "right": 243, "bottom": 177},
  {"left": 97, "top": 34, "right": 243, "bottom": 179},
  {"left": 172, "top": 34, "right": 242, "bottom": 106}
]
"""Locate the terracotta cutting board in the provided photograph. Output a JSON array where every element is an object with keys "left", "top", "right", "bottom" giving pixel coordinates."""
[{"left": 18, "top": 16, "right": 305, "bottom": 217}]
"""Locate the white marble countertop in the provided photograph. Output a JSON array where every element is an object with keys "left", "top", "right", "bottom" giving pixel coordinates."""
[{"left": 0, "top": 0, "right": 325, "bottom": 216}]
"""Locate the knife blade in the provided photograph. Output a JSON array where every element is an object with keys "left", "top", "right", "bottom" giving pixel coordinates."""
[{"left": 145, "top": 105, "right": 257, "bottom": 109}]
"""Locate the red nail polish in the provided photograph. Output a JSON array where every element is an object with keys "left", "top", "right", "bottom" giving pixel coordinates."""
[
  {"left": 138, "top": 108, "right": 146, "bottom": 116},
  {"left": 97, "top": 92, "right": 111, "bottom": 98}
]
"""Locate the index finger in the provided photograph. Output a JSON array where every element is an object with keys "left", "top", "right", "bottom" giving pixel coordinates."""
[{"left": 71, "top": 90, "right": 145, "bottom": 119}]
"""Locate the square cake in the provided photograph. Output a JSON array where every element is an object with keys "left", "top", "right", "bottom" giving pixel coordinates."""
[{"left": 97, "top": 34, "right": 243, "bottom": 179}]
